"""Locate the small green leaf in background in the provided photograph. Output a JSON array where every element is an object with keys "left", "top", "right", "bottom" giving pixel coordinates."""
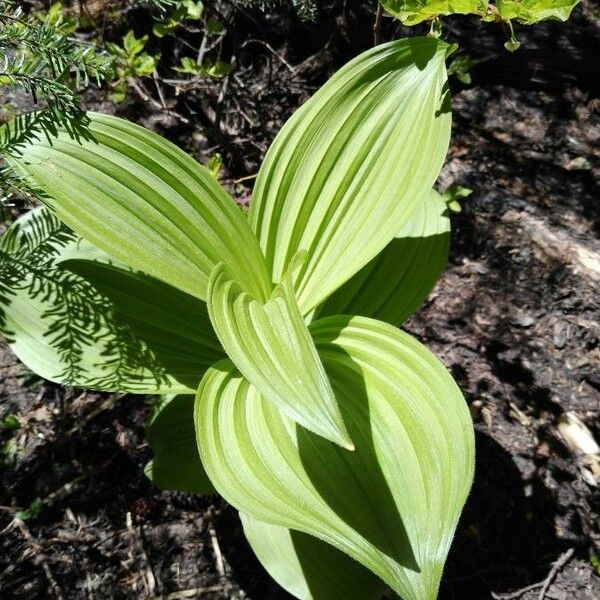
[
  {"left": 447, "top": 53, "right": 481, "bottom": 85},
  {"left": 123, "top": 31, "right": 148, "bottom": 57},
  {"left": 183, "top": 0, "right": 204, "bottom": 19},
  {"left": 496, "top": 0, "right": 581, "bottom": 23},
  {"left": 207, "top": 153, "right": 223, "bottom": 178},
  {"left": 202, "top": 59, "right": 233, "bottom": 77},
  {"left": 39, "top": 1, "right": 78, "bottom": 34},
  {"left": 153, "top": 0, "right": 204, "bottom": 37},
  {"left": 175, "top": 57, "right": 233, "bottom": 78},
  {"left": 132, "top": 53, "right": 158, "bottom": 77},
  {"left": 591, "top": 555, "right": 600, "bottom": 576},
  {"left": 2, "top": 414, "right": 20, "bottom": 431},
  {"left": 381, "top": 0, "right": 488, "bottom": 25},
  {"left": 16, "top": 497, "right": 43, "bottom": 521},
  {"left": 174, "top": 57, "right": 203, "bottom": 75},
  {"left": 206, "top": 16, "right": 226, "bottom": 36},
  {"left": 0, "top": 438, "right": 21, "bottom": 465},
  {"left": 106, "top": 32, "right": 159, "bottom": 101},
  {"left": 441, "top": 184, "right": 473, "bottom": 214}
]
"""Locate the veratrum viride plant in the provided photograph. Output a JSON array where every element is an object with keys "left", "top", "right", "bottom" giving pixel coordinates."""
[{"left": 0, "top": 37, "right": 474, "bottom": 600}]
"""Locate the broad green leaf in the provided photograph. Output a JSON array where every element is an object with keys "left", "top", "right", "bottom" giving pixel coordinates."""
[
  {"left": 206, "top": 260, "right": 352, "bottom": 449},
  {"left": 496, "top": 0, "right": 580, "bottom": 23},
  {"left": 382, "top": 0, "right": 488, "bottom": 25},
  {"left": 241, "top": 513, "right": 384, "bottom": 600},
  {"left": 248, "top": 37, "right": 452, "bottom": 315},
  {"left": 4, "top": 112, "right": 271, "bottom": 302},
  {"left": 0, "top": 207, "right": 224, "bottom": 393},
  {"left": 195, "top": 316, "right": 475, "bottom": 600},
  {"left": 145, "top": 394, "right": 215, "bottom": 494},
  {"left": 319, "top": 189, "right": 450, "bottom": 327}
]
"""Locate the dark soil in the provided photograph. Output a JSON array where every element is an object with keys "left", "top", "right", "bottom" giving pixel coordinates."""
[{"left": 1, "top": 1, "right": 599, "bottom": 599}]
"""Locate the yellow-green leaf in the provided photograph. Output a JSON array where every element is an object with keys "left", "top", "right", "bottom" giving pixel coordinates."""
[
  {"left": 318, "top": 189, "right": 450, "bottom": 327},
  {"left": 496, "top": 0, "right": 580, "bottom": 23},
  {"left": 206, "top": 260, "right": 352, "bottom": 449},
  {"left": 195, "top": 316, "right": 475, "bottom": 600},
  {"left": 4, "top": 112, "right": 271, "bottom": 302},
  {"left": 0, "top": 207, "right": 223, "bottom": 393},
  {"left": 248, "top": 37, "right": 451, "bottom": 315},
  {"left": 241, "top": 513, "right": 384, "bottom": 600},
  {"left": 382, "top": 0, "right": 488, "bottom": 25}
]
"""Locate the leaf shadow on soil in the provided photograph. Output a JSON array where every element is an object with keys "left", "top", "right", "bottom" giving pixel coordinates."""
[{"left": 440, "top": 430, "right": 567, "bottom": 599}]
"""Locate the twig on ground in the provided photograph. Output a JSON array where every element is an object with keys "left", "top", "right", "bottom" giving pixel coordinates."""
[
  {"left": 127, "top": 79, "right": 190, "bottom": 125},
  {"left": 16, "top": 518, "right": 65, "bottom": 600},
  {"left": 124, "top": 511, "right": 157, "bottom": 597},
  {"left": 205, "top": 507, "right": 225, "bottom": 579},
  {"left": 153, "top": 73, "right": 167, "bottom": 109},
  {"left": 67, "top": 394, "right": 120, "bottom": 435},
  {"left": 537, "top": 548, "right": 575, "bottom": 600},
  {"left": 232, "top": 173, "right": 257, "bottom": 184},
  {"left": 241, "top": 39, "right": 295, "bottom": 72},
  {"left": 492, "top": 581, "right": 546, "bottom": 600},
  {"left": 208, "top": 521, "right": 225, "bottom": 578},
  {"left": 490, "top": 548, "right": 575, "bottom": 600},
  {"left": 149, "top": 586, "right": 224, "bottom": 600}
]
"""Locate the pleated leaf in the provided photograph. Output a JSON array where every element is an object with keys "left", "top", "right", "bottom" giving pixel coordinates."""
[
  {"left": 4, "top": 112, "right": 272, "bottom": 302},
  {"left": 0, "top": 207, "right": 224, "bottom": 393},
  {"left": 382, "top": 0, "right": 488, "bottom": 25},
  {"left": 145, "top": 395, "right": 215, "bottom": 494},
  {"left": 319, "top": 189, "right": 450, "bottom": 327},
  {"left": 195, "top": 316, "right": 475, "bottom": 600},
  {"left": 206, "top": 260, "right": 352, "bottom": 449},
  {"left": 241, "top": 513, "right": 384, "bottom": 600},
  {"left": 248, "top": 37, "right": 451, "bottom": 315}
]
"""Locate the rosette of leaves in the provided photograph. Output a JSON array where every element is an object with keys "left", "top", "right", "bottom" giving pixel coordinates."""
[{"left": 0, "top": 37, "right": 474, "bottom": 600}]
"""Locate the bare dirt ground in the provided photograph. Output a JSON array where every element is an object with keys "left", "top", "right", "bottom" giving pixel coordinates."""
[{"left": 0, "top": 1, "right": 599, "bottom": 598}]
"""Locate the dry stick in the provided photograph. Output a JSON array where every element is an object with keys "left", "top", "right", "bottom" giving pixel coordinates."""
[
  {"left": 204, "top": 506, "right": 226, "bottom": 579},
  {"left": 233, "top": 173, "right": 258, "bottom": 184},
  {"left": 537, "top": 548, "right": 575, "bottom": 600},
  {"left": 490, "top": 548, "right": 575, "bottom": 600},
  {"left": 67, "top": 394, "right": 120, "bottom": 435},
  {"left": 153, "top": 72, "right": 167, "bottom": 109},
  {"left": 492, "top": 582, "right": 546, "bottom": 600},
  {"left": 16, "top": 518, "right": 65, "bottom": 600},
  {"left": 125, "top": 512, "right": 156, "bottom": 597},
  {"left": 373, "top": 2, "right": 383, "bottom": 46},
  {"left": 150, "top": 586, "right": 224, "bottom": 600},
  {"left": 208, "top": 522, "right": 225, "bottom": 579},
  {"left": 127, "top": 79, "right": 190, "bottom": 125},
  {"left": 241, "top": 38, "right": 295, "bottom": 72}
]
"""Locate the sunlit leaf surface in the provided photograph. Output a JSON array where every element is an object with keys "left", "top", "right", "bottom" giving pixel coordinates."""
[{"left": 196, "top": 317, "right": 475, "bottom": 600}]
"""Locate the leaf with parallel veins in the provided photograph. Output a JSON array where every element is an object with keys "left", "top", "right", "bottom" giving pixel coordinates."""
[
  {"left": 206, "top": 258, "right": 353, "bottom": 449},
  {"left": 195, "top": 316, "right": 474, "bottom": 600},
  {"left": 249, "top": 37, "right": 451, "bottom": 315},
  {"left": 0, "top": 207, "right": 224, "bottom": 393},
  {"left": 5, "top": 112, "right": 272, "bottom": 302}
]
